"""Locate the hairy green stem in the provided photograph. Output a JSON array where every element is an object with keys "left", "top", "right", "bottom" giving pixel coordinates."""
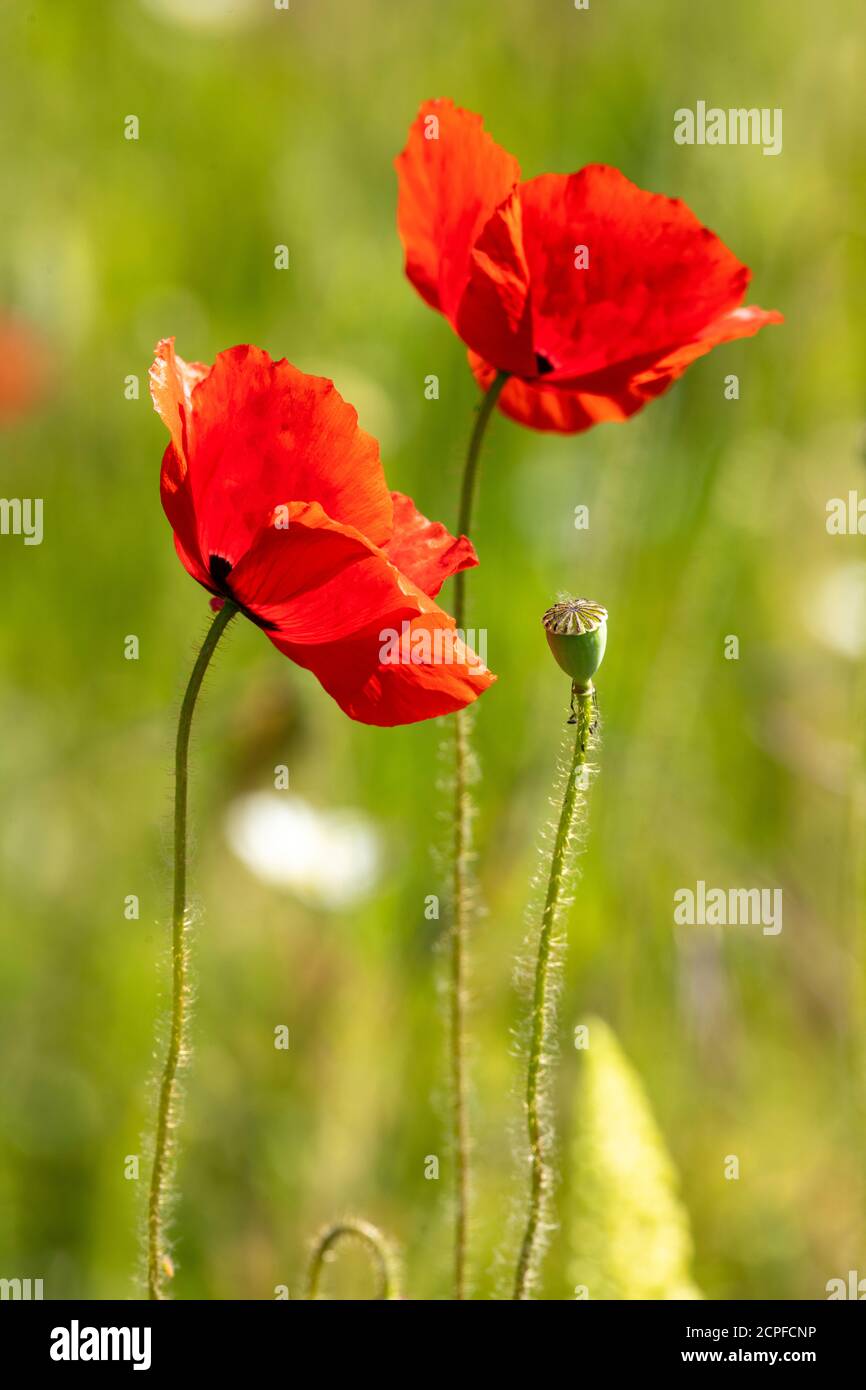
[
  {"left": 147, "top": 600, "right": 238, "bottom": 1300},
  {"left": 513, "top": 685, "right": 596, "bottom": 1300},
  {"left": 449, "top": 371, "right": 508, "bottom": 1301},
  {"left": 449, "top": 703, "right": 473, "bottom": 1301},
  {"left": 306, "top": 1219, "right": 400, "bottom": 1300}
]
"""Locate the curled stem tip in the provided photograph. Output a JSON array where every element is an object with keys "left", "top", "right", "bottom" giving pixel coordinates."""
[
  {"left": 146, "top": 600, "right": 238, "bottom": 1300},
  {"left": 305, "top": 1219, "right": 401, "bottom": 1301},
  {"left": 513, "top": 683, "right": 598, "bottom": 1300}
]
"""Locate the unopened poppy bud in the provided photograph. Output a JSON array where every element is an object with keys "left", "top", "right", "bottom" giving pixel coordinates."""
[{"left": 542, "top": 598, "right": 607, "bottom": 691}]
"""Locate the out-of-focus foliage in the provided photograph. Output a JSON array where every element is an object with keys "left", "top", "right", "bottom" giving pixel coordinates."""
[
  {"left": 0, "top": 0, "right": 864, "bottom": 1300},
  {"left": 570, "top": 1018, "right": 701, "bottom": 1301}
]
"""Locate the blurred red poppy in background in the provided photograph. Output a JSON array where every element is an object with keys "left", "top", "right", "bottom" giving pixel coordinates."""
[
  {"left": 395, "top": 99, "right": 782, "bottom": 433},
  {"left": 151, "top": 339, "right": 494, "bottom": 726},
  {"left": 0, "top": 316, "right": 50, "bottom": 425}
]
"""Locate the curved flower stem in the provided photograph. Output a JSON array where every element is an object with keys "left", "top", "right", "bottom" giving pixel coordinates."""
[
  {"left": 453, "top": 372, "right": 509, "bottom": 634},
  {"left": 147, "top": 600, "right": 238, "bottom": 1300},
  {"left": 306, "top": 1219, "right": 400, "bottom": 1300},
  {"left": 449, "top": 370, "right": 508, "bottom": 1301},
  {"left": 513, "top": 684, "right": 596, "bottom": 1301}
]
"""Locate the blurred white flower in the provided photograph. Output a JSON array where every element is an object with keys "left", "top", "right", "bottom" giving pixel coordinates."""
[
  {"left": 224, "top": 791, "right": 382, "bottom": 911},
  {"left": 805, "top": 561, "right": 866, "bottom": 658},
  {"left": 141, "top": 0, "right": 258, "bottom": 31}
]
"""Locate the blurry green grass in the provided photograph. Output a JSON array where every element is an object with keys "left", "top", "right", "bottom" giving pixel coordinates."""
[{"left": 0, "top": 0, "right": 864, "bottom": 1299}]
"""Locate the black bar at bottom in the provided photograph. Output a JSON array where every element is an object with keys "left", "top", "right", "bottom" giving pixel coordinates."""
[{"left": 0, "top": 1298, "right": 859, "bottom": 1374}]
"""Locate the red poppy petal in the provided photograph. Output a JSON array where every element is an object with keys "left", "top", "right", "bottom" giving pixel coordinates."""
[
  {"left": 470, "top": 295, "right": 783, "bottom": 434},
  {"left": 224, "top": 502, "right": 417, "bottom": 642},
  {"left": 383, "top": 491, "right": 477, "bottom": 598},
  {"left": 395, "top": 98, "right": 521, "bottom": 320},
  {"left": 271, "top": 611, "right": 495, "bottom": 727},
  {"left": 150, "top": 337, "right": 210, "bottom": 463},
  {"left": 225, "top": 500, "right": 475, "bottom": 644},
  {"left": 151, "top": 342, "right": 393, "bottom": 570},
  {"left": 172, "top": 520, "right": 214, "bottom": 591},
  {"left": 160, "top": 444, "right": 211, "bottom": 585},
  {"left": 222, "top": 501, "right": 494, "bottom": 725},
  {"left": 519, "top": 167, "right": 756, "bottom": 379},
  {"left": 454, "top": 190, "right": 536, "bottom": 376},
  {"left": 630, "top": 303, "right": 784, "bottom": 388}
]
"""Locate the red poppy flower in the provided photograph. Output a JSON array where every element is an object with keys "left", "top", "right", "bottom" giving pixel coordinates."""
[
  {"left": 395, "top": 99, "right": 782, "bottom": 433},
  {"left": 150, "top": 339, "right": 494, "bottom": 726}
]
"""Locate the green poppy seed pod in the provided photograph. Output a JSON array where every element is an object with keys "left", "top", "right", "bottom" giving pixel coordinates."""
[{"left": 542, "top": 598, "right": 607, "bottom": 692}]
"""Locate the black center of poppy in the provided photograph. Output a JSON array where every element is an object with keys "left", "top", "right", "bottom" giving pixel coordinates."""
[
  {"left": 535, "top": 352, "right": 555, "bottom": 376},
  {"left": 207, "top": 552, "right": 277, "bottom": 631},
  {"left": 209, "top": 554, "right": 233, "bottom": 586}
]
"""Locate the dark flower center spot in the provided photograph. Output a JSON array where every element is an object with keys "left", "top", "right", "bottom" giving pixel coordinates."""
[
  {"left": 207, "top": 553, "right": 277, "bottom": 631},
  {"left": 209, "top": 554, "right": 233, "bottom": 586},
  {"left": 535, "top": 352, "right": 555, "bottom": 376}
]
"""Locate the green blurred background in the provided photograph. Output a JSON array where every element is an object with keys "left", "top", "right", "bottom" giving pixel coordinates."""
[{"left": 1, "top": 0, "right": 864, "bottom": 1300}]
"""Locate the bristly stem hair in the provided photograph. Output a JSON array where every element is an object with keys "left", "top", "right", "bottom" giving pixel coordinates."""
[
  {"left": 146, "top": 600, "right": 238, "bottom": 1300},
  {"left": 306, "top": 1219, "right": 401, "bottom": 1300},
  {"left": 449, "top": 371, "right": 508, "bottom": 1300},
  {"left": 513, "top": 683, "right": 597, "bottom": 1300}
]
